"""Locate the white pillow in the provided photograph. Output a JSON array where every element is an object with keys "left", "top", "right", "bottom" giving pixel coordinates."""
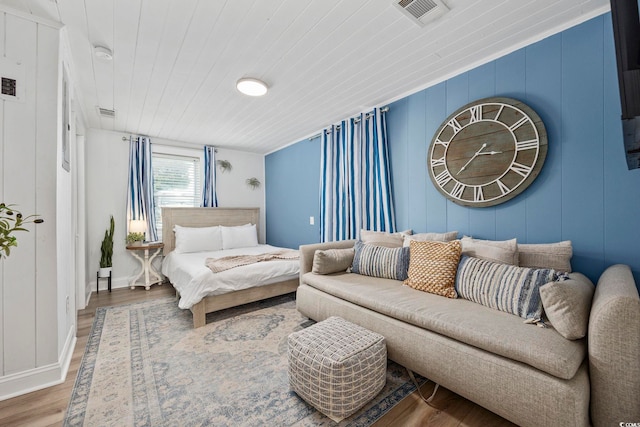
[
  {"left": 221, "top": 224, "right": 259, "bottom": 249},
  {"left": 173, "top": 225, "right": 223, "bottom": 253}
]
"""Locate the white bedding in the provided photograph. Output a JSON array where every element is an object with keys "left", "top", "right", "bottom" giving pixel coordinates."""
[{"left": 161, "top": 244, "right": 299, "bottom": 309}]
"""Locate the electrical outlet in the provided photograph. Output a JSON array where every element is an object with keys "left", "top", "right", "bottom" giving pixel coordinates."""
[
  {"left": 309, "top": 216, "right": 315, "bottom": 225},
  {"left": 66, "top": 296, "right": 70, "bottom": 314}
]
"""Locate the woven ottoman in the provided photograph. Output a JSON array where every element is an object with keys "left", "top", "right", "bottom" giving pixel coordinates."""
[{"left": 288, "top": 316, "right": 387, "bottom": 422}]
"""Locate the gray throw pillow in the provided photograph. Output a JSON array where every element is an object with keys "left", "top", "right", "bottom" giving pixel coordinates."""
[
  {"left": 403, "top": 231, "right": 458, "bottom": 246},
  {"left": 360, "top": 229, "right": 412, "bottom": 248},
  {"left": 312, "top": 248, "right": 355, "bottom": 275},
  {"left": 540, "top": 272, "right": 594, "bottom": 339},
  {"left": 456, "top": 255, "right": 556, "bottom": 320},
  {"left": 350, "top": 241, "right": 410, "bottom": 280},
  {"left": 461, "top": 236, "right": 518, "bottom": 265},
  {"left": 518, "top": 241, "right": 573, "bottom": 272}
]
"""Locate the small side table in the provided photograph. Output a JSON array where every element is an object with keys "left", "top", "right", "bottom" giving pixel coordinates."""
[{"left": 126, "top": 242, "right": 164, "bottom": 290}]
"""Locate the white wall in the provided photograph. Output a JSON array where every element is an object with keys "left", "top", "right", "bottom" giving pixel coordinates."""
[
  {"left": 85, "top": 129, "right": 266, "bottom": 291},
  {"left": 0, "top": 8, "right": 75, "bottom": 400},
  {"left": 215, "top": 148, "right": 266, "bottom": 242}
]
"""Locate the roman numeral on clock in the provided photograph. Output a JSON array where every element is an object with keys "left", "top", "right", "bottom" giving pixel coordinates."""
[
  {"left": 434, "top": 138, "right": 449, "bottom": 148},
  {"left": 431, "top": 156, "right": 446, "bottom": 167},
  {"left": 447, "top": 118, "right": 462, "bottom": 133},
  {"left": 451, "top": 182, "right": 465, "bottom": 199},
  {"left": 510, "top": 162, "right": 533, "bottom": 177},
  {"left": 509, "top": 116, "right": 529, "bottom": 131},
  {"left": 469, "top": 105, "right": 482, "bottom": 123},
  {"left": 434, "top": 169, "right": 452, "bottom": 187},
  {"left": 473, "top": 186, "right": 484, "bottom": 202},
  {"left": 516, "top": 139, "right": 538, "bottom": 151},
  {"left": 497, "top": 179, "right": 511, "bottom": 195}
]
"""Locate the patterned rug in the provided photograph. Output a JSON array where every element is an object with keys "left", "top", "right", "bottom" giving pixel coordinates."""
[{"left": 64, "top": 294, "right": 424, "bottom": 426}]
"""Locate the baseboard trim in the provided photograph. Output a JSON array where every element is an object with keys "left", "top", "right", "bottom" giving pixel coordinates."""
[
  {"left": 90, "top": 276, "right": 131, "bottom": 293},
  {"left": 0, "top": 327, "right": 77, "bottom": 401}
]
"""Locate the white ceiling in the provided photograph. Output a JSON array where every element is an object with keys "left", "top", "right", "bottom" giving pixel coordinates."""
[{"left": 1, "top": 0, "right": 610, "bottom": 154}]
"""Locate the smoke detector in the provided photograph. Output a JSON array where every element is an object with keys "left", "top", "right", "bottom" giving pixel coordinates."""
[
  {"left": 94, "top": 45, "right": 113, "bottom": 60},
  {"left": 393, "top": 0, "right": 449, "bottom": 27}
]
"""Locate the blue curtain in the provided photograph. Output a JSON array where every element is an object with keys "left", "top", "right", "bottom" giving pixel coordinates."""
[
  {"left": 202, "top": 145, "right": 218, "bottom": 207},
  {"left": 320, "top": 108, "right": 395, "bottom": 242},
  {"left": 127, "top": 136, "right": 158, "bottom": 241}
]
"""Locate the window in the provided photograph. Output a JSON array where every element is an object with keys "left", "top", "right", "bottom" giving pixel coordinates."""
[{"left": 152, "top": 148, "right": 202, "bottom": 239}]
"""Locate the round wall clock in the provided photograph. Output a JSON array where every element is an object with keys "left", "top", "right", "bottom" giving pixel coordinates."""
[{"left": 427, "top": 97, "right": 547, "bottom": 207}]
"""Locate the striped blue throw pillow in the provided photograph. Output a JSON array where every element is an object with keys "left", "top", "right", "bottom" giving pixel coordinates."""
[
  {"left": 350, "top": 241, "right": 410, "bottom": 281},
  {"left": 455, "top": 255, "right": 557, "bottom": 320}
]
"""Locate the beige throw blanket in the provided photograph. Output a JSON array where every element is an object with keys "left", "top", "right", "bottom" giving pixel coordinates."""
[{"left": 206, "top": 249, "right": 299, "bottom": 273}]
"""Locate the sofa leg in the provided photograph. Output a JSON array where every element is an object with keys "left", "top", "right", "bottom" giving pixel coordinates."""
[{"left": 407, "top": 368, "right": 440, "bottom": 405}]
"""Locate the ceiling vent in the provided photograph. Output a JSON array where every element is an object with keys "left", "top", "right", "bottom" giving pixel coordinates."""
[
  {"left": 393, "top": 0, "right": 449, "bottom": 27},
  {"left": 97, "top": 107, "right": 116, "bottom": 118}
]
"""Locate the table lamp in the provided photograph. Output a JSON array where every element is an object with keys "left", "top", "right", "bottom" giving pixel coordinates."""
[{"left": 129, "top": 219, "right": 147, "bottom": 241}]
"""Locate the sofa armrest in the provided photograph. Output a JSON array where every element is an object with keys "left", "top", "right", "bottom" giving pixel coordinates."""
[
  {"left": 588, "top": 264, "right": 640, "bottom": 427},
  {"left": 299, "top": 240, "right": 356, "bottom": 280}
]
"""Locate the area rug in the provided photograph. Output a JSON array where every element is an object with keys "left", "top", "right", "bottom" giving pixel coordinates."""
[{"left": 64, "top": 294, "right": 424, "bottom": 426}]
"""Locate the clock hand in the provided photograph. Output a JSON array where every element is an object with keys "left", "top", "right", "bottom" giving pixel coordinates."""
[
  {"left": 457, "top": 143, "right": 487, "bottom": 175},
  {"left": 477, "top": 151, "right": 502, "bottom": 155}
]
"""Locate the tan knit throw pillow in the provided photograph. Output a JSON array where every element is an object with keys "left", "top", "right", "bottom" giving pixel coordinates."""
[{"left": 404, "top": 240, "right": 462, "bottom": 298}]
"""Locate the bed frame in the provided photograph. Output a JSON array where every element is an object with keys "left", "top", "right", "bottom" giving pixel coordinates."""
[{"left": 161, "top": 207, "right": 299, "bottom": 328}]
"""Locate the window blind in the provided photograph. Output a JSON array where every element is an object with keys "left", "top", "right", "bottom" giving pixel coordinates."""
[{"left": 152, "top": 153, "right": 201, "bottom": 239}]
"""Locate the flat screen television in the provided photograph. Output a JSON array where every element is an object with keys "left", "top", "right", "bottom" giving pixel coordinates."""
[{"left": 609, "top": 0, "right": 640, "bottom": 169}]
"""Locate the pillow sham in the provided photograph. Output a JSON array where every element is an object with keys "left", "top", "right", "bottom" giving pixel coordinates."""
[
  {"left": 350, "top": 241, "right": 410, "bottom": 280},
  {"left": 312, "top": 248, "right": 355, "bottom": 275},
  {"left": 403, "top": 240, "right": 462, "bottom": 299},
  {"left": 173, "top": 225, "right": 223, "bottom": 253},
  {"left": 360, "top": 229, "right": 412, "bottom": 248},
  {"left": 403, "top": 231, "right": 458, "bottom": 246},
  {"left": 518, "top": 241, "right": 573, "bottom": 272},
  {"left": 455, "top": 255, "right": 556, "bottom": 320},
  {"left": 461, "top": 236, "right": 518, "bottom": 265},
  {"left": 221, "top": 224, "right": 259, "bottom": 250},
  {"left": 540, "top": 272, "right": 594, "bottom": 339}
]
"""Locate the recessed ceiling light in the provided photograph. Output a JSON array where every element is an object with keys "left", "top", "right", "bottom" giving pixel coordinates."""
[
  {"left": 236, "top": 78, "right": 268, "bottom": 97},
  {"left": 94, "top": 45, "right": 113, "bottom": 60}
]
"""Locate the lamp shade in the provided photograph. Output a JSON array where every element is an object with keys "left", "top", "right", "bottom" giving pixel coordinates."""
[{"left": 129, "top": 219, "right": 147, "bottom": 234}]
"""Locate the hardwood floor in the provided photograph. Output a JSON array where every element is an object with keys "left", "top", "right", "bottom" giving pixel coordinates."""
[{"left": 0, "top": 286, "right": 514, "bottom": 427}]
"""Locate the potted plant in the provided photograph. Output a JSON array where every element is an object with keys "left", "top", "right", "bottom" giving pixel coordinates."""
[
  {"left": 99, "top": 216, "right": 114, "bottom": 277},
  {"left": 217, "top": 159, "right": 232, "bottom": 173},
  {"left": 246, "top": 177, "right": 261, "bottom": 190},
  {"left": 126, "top": 232, "right": 145, "bottom": 246},
  {"left": 0, "top": 203, "right": 43, "bottom": 258}
]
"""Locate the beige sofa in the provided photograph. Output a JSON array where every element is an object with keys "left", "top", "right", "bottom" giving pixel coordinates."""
[{"left": 296, "top": 240, "right": 640, "bottom": 427}]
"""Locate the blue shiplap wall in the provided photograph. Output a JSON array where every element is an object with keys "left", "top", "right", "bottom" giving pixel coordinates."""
[
  {"left": 265, "top": 13, "right": 640, "bottom": 285},
  {"left": 265, "top": 138, "right": 320, "bottom": 248}
]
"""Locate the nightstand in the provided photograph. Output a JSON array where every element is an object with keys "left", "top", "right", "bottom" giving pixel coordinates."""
[{"left": 126, "top": 242, "right": 164, "bottom": 290}]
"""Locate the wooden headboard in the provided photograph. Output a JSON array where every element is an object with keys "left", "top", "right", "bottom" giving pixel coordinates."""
[{"left": 161, "top": 207, "right": 260, "bottom": 255}]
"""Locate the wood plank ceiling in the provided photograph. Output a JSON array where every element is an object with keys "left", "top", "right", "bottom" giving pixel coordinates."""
[{"left": 0, "top": 0, "right": 610, "bottom": 153}]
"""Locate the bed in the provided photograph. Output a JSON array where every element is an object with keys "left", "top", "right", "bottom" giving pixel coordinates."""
[{"left": 161, "top": 207, "right": 299, "bottom": 328}]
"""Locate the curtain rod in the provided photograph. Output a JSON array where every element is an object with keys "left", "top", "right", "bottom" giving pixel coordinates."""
[
  {"left": 308, "top": 106, "right": 389, "bottom": 141},
  {"left": 122, "top": 135, "right": 217, "bottom": 152}
]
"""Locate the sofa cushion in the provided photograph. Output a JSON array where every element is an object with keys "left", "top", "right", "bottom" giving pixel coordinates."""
[
  {"left": 540, "top": 272, "right": 594, "bottom": 340},
  {"left": 461, "top": 236, "right": 518, "bottom": 265},
  {"left": 360, "top": 229, "right": 411, "bottom": 248},
  {"left": 402, "top": 231, "right": 458, "bottom": 246},
  {"left": 350, "top": 241, "right": 409, "bottom": 281},
  {"left": 312, "top": 248, "right": 355, "bottom": 275},
  {"left": 456, "top": 255, "right": 556, "bottom": 320},
  {"left": 518, "top": 241, "right": 573, "bottom": 272},
  {"left": 302, "top": 271, "right": 585, "bottom": 380},
  {"left": 403, "top": 240, "right": 461, "bottom": 298}
]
